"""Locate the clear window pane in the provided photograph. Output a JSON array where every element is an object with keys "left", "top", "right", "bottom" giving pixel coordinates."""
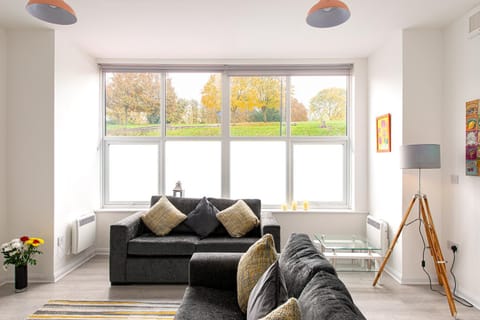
[
  {"left": 108, "top": 144, "right": 159, "bottom": 202},
  {"left": 165, "top": 141, "right": 221, "bottom": 197},
  {"left": 105, "top": 72, "right": 161, "bottom": 136},
  {"left": 166, "top": 73, "right": 221, "bottom": 136},
  {"left": 293, "top": 144, "right": 344, "bottom": 203},
  {"left": 230, "top": 76, "right": 287, "bottom": 137},
  {"left": 290, "top": 76, "right": 347, "bottom": 136},
  {"left": 231, "top": 141, "right": 286, "bottom": 204}
]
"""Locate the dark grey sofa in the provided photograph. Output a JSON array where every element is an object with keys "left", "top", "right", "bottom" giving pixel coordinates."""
[
  {"left": 176, "top": 233, "right": 366, "bottom": 320},
  {"left": 109, "top": 196, "right": 280, "bottom": 285}
]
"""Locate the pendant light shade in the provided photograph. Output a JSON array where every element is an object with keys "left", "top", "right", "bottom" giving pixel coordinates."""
[
  {"left": 306, "top": 0, "right": 350, "bottom": 28},
  {"left": 26, "top": 0, "right": 77, "bottom": 25}
]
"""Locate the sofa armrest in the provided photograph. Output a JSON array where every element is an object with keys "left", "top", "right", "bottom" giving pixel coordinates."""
[
  {"left": 109, "top": 210, "right": 145, "bottom": 284},
  {"left": 261, "top": 211, "right": 281, "bottom": 252},
  {"left": 189, "top": 252, "right": 243, "bottom": 290}
]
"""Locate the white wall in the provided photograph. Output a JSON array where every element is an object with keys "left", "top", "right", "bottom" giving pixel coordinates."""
[
  {"left": 368, "top": 28, "right": 445, "bottom": 284},
  {"left": 368, "top": 30, "right": 405, "bottom": 280},
  {"left": 6, "top": 30, "right": 55, "bottom": 282},
  {"left": 401, "top": 29, "right": 444, "bottom": 283},
  {"left": 53, "top": 32, "right": 100, "bottom": 280},
  {"left": 0, "top": 28, "right": 7, "bottom": 286},
  {"left": 443, "top": 6, "right": 480, "bottom": 308}
]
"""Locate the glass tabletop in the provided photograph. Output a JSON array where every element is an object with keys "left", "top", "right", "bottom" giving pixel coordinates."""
[{"left": 314, "top": 234, "right": 382, "bottom": 251}]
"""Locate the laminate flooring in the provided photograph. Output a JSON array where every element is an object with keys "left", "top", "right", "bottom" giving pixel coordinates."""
[{"left": 0, "top": 256, "right": 478, "bottom": 320}]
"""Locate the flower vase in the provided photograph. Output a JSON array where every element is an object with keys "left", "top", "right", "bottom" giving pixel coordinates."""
[{"left": 15, "top": 265, "right": 28, "bottom": 292}]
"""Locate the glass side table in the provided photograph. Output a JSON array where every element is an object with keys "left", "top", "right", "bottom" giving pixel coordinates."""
[{"left": 313, "top": 234, "right": 384, "bottom": 272}]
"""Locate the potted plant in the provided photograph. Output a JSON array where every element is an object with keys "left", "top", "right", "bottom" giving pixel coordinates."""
[{"left": 1, "top": 236, "right": 44, "bottom": 292}]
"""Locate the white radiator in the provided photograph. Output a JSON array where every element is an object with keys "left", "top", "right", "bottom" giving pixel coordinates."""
[
  {"left": 366, "top": 215, "right": 388, "bottom": 254},
  {"left": 72, "top": 213, "right": 96, "bottom": 254}
]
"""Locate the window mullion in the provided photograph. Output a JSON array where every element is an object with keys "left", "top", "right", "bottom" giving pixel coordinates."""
[
  {"left": 221, "top": 72, "right": 230, "bottom": 198},
  {"left": 159, "top": 72, "right": 166, "bottom": 195}
]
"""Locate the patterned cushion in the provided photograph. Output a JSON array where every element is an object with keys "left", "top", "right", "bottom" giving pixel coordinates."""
[
  {"left": 141, "top": 195, "right": 187, "bottom": 236},
  {"left": 247, "top": 260, "right": 288, "bottom": 320},
  {"left": 217, "top": 200, "right": 260, "bottom": 238},
  {"left": 259, "top": 298, "right": 301, "bottom": 320},
  {"left": 184, "top": 197, "right": 220, "bottom": 238},
  {"left": 237, "top": 234, "right": 278, "bottom": 313}
]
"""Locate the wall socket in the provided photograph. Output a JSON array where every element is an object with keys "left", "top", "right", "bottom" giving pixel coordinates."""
[{"left": 447, "top": 240, "right": 459, "bottom": 251}]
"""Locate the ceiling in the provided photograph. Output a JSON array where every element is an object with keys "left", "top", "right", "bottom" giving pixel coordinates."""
[{"left": 0, "top": 0, "right": 479, "bottom": 60}]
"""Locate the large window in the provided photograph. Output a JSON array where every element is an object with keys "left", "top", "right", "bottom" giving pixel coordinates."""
[{"left": 102, "top": 65, "right": 352, "bottom": 209}]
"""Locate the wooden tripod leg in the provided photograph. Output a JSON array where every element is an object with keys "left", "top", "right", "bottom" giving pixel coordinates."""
[
  {"left": 373, "top": 195, "right": 417, "bottom": 286},
  {"left": 420, "top": 196, "right": 457, "bottom": 317},
  {"left": 418, "top": 196, "right": 443, "bottom": 285}
]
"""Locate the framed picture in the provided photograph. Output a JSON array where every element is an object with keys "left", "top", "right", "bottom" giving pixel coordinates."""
[{"left": 376, "top": 113, "right": 391, "bottom": 152}]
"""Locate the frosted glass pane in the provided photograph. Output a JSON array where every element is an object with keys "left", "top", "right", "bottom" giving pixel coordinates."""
[
  {"left": 231, "top": 141, "right": 285, "bottom": 204},
  {"left": 293, "top": 144, "right": 344, "bottom": 202},
  {"left": 165, "top": 141, "right": 221, "bottom": 198},
  {"left": 108, "top": 144, "right": 158, "bottom": 202}
]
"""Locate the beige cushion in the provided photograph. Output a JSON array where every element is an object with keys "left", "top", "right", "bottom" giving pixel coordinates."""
[
  {"left": 259, "top": 298, "right": 301, "bottom": 320},
  {"left": 141, "top": 196, "right": 187, "bottom": 236},
  {"left": 237, "top": 234, "right": 278, "bottom": 314},
  {"left": 216, "top": 200, "right": 260, "bottom": 237}
]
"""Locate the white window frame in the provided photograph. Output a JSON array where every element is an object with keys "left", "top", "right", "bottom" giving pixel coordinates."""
[{"left": 100, "top": 65, "right": 352, "bottom": 209}]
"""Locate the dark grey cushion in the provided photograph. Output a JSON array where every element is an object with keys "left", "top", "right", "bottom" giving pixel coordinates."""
[
  {"left": 196, "top": 237, "right": 258, "bottom": 252},
  {"left": 184, "top": 197, "right": 220, "bottom": 239},
  {"left": 127, "top": 234, "right": 198, "bottom": 256},
  {"left": 176, "top": 286, "right": 244, "bottom": 320},
  {"left": 189, "top": 252, "right": 242, "bottom": 290},
  {"left": 247, "top": 260, "right": 288, "bottom": 320},
  {"left": 298, "top": 271, "right": 366, "bottom": 320},
  {"left": 279, "top": 233, "right": 336, "bottom": 298}
]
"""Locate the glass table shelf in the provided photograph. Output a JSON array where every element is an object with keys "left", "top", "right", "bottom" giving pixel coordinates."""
[{"left": 313, "top": 234, "right": 384, "bottom": 272}]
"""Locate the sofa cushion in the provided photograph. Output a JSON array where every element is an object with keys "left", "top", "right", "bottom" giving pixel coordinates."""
[
  {"left": 237, "top": 234, "right": 278, "bottom": 314},
  {"left": 217, "top": 200, "right": 260, "bottom": 238},
  {"left": 184, "top": 197, "right": 220, "bottom": 238},
  {"left": 176, "top": 286, "right": 244, "bottom": 320},
  {"left": 298, "top": 271, "right": 366, "bottom": 320},
  {"left": 196, "top": 237, "right": 258, "bottom": 252},
  {"left": 259, "top": 298, "right": 301, "bottom": 320},
  {"left": 247, "top": 260, "right": 288, "bottom": 320},
  {"left": 128, "top": 234, "right": 198, "bottom": 256},
  {"left": 142, "top": 196, "right": 187, "bottom": 236},
  {"left": 279, "top": 233, "right": 336, "bottom": 298}
]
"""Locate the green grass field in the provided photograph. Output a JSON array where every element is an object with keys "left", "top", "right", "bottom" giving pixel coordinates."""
[{"left": 106, "top": 121, "right": 346, "bottom": 137}]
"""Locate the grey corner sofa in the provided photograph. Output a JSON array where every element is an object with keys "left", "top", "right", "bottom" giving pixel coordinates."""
[
  {"left": 176, "top": 233, "right": 366, "bottom": 320},
  {"left": 109, "top": 196, "right": 280, "bottom": 285}
]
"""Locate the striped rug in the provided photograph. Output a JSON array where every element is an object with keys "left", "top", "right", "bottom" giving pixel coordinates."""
[{"left": 27, "top": 299, "right": 180, "bottom": 319}]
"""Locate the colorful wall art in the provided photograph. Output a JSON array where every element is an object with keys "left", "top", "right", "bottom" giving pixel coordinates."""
[
  {"left": 376, "top": 113, "right": 391, "bottom": 152},
  {"left": 466, "top": 99, "right": 480, "bottom": 176}
]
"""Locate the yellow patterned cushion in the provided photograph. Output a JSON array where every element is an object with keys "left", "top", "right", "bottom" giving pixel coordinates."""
[
  {"left": 216, "top": 200, "right": 260, "bottom": 237},
  {"left": 259, "top": 298, "right": 301, "bottom": 320},
  {"left": 141, "top": 196, "right": 187, "bottom": 236},
  {"left": 237, "top": 233, "right": 278, "bottom": 313}
]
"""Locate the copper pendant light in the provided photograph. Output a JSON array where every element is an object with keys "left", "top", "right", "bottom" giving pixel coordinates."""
[
  {"left": 26, "top": 0, "right": 77, "bottom": 25},
  {"left": 306, "top": 0, "right": 350, "bottom": 28}
]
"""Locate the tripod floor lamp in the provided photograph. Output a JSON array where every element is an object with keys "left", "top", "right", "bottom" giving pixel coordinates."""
[{"left": 372, "top": 144, "right": 457, "bottom": 317}]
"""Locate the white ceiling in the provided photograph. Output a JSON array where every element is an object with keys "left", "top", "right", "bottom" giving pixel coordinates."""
[{"left": 0, "top": 0, "right": 479, "bottom": 60}]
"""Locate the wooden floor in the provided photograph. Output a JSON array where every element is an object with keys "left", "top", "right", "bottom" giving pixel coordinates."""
[{"left": 0, "top": 256, "right": 478, "bottom": 320}]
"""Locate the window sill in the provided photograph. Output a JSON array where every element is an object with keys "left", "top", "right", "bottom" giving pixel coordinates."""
[{"left": 267, "top": 209, "right": 368, "bottom": 215}]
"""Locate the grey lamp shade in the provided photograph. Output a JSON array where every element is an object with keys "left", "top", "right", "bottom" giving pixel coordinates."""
[{"left": 400, "top": 144, "right": 441, "bottom": 169}]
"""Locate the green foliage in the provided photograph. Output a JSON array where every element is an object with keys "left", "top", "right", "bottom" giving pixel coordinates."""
[{"left": 106, "top": 120, "right": 345, "bottom": 137}]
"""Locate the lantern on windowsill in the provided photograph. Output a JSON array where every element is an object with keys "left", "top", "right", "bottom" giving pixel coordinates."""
[{"left": 173, "top": 181, "right": 184, "bottom": 198}]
